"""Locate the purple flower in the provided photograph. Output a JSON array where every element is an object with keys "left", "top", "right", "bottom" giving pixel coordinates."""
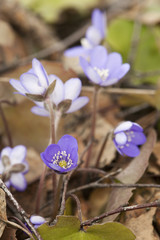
[
  {"left": 30, "top": 215, "right": 46, "bottom": 229},
  {"left": 64, "top": 9, "right": 106, "bottom": 58},
  {"left": 41, "top": 135, "right": 78, "bottom": 173},
  {"left": 0, "top": 145, "right": 28, "bottom": 191},
  {"left": 80, "top": 45, "right": 130, "bottom": 86},
  {"left": 113, "top": 121, "right": 146, "bottom": 157},
  {"left": 10, "top": 58, "right": 50, "bottom": 97},
  {"left": 31, "top": 76, "right": 89, "bottom": 116}
]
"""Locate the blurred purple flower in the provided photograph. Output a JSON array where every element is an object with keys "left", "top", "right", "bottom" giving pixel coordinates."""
[
  {"left": 30, "top": 215, "right": 46, "bottom": 229},
  {"left": 113, "top": 121, "right": 146, "bottom": 157},
  {"left": 10, "top": 58, "right": 50, "bottom": 97},
  {"left": 64, "top": 9, "right": 106, "bottom": 58},
  {"left": 31, "top": 76, "right": 89, "bottom": 116},
  {"left": 80, "top": 45, "right": 130, "bottom": 86},
  {"left": 41, "top": 135, "right": 78, "bottom": 174},
  {"left": 0, "top": 145, "right": 28, "bottom": 191}
]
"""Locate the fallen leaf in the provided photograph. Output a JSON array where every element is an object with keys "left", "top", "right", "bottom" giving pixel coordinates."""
[
  {"left": 1, "top": 227, "right": 17, "bottom": 240},
  {"left": 0, "top": 188, "right": 7, "bottom": 238}
]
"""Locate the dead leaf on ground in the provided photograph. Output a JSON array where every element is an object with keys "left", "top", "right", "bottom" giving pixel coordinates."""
[
  {"left": 0, "top": 188, "right": 7, "bottom": 238},
  {"left": 1, "top": 226, "right": 17, "bottom": 240}
]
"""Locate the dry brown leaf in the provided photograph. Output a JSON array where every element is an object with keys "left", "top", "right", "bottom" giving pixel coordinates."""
[
  {"left": 0, "top": 188, "right": 7, "bottom": 238},
  {"left": 104, "top": 128, "right": 157, "bottom": 222},
  {"left": 1, "top": 226, "right": 17, "bottom": 240}
]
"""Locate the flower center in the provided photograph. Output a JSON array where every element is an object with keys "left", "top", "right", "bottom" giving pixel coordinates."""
[
  {"left": 93, "top": 67, "right": 109, "bottom": 81},
  {"left": 80, "top": 38, "right": 92, "bottom": 49},
  {"left": 52, "top": 150, "right": 73, "bottom": 169}
]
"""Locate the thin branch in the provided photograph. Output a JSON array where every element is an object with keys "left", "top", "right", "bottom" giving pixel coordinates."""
[
  {"left": 76, "top": 168, "right": 107, "bottom": 175},
  {"left": 0, "top": 179, "right": 42, "bottom": 240},
  {"left": 78, "top": 139, "right": 93, "bottom": 165},
  {"left": 68, "top": 194, "right": 83, "bottom": 224},
  {"left": 81, "top": 200, "right": 160, "bottom": 227}
]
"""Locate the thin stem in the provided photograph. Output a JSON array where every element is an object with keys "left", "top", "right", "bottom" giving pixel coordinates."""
[
  {"left": 95, "top": 132, "right": 111, "bottom": 168},
  {"left": 0, "top": 179, "right": 42, "bottom": 240},
  {"left": 34, "top": 164, "right": 47, "bottom": 214},
  {"left": 51, "top": 174, "right": 64, "bottom": 222},
  {"left": 46, "top": 98, "right": 56, "bottom": 144},
  {"left": 85, "top": 86, "right": 99, "bottom": 168},
  {"left": 81, "top": 200, "right": 160, "bottom": 227},
  {"left": 68, "top": 194, "right": 82, "bottom": 224},
  {"left": 0, "top": 102, "right": 13, "bottom": 147}
]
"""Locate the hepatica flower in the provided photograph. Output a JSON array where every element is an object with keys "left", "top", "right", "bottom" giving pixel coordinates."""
[
  {"left": 0, "top": 145, "right": 28, "bottom": 191},
  {"left": 113, "top": 121, "right": 146, "bottom": 157},
  {"left": 64, "top": 8, "right": 106, "bottom": 58},
  {"left": 80, "top": 45, "right": 130, "bottom": 86},
  {"left": 31, "top": 76, "right": 89, "bottom": 116},
  {"left": 41, "top": 135, "right": 78, "bottom": 173},
  {"left": 10, "top": 58, "right": 52, "bottom": 100},
  {"left": 30, "top": 215, "right": 46, "bottom": 229}
]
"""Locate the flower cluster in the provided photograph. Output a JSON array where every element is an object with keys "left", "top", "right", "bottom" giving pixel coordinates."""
[
  {"left": 80, "top": 45, "right": 130, "bottom": 86},
  {"left": 0, "top": 145, "right": 28, "bottom": 191},
  {"left": 113, "top": 121, "right": 146, "bottom": 157},
  {"left": 41, "top": 135, "right": 78, "bottom": 173},
  {"left": 64, "top": 9, "right": 106, "bottom": 58}
]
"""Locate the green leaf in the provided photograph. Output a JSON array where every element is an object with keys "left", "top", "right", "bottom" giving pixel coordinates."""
[
  {"left": 107, "top": 19, "right": 134, "bottom": 61},
  {"left": 38, "top": 215, "right": 135, "bottom": 240}
]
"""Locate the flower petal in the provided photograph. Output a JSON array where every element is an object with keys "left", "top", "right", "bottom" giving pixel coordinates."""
[
  {"left": 90, "top": 46, "right": 108, "bottom": 68},
  {"left": 58, "top": 135, "right": 78, "bottom": 153},
  {"left": 42, "top": 144, "right": 60, "bottom": 162},
  {"left": 1, "top": 147, "right": 12, "bottom": 159},
  {"left": 121, "top": 143, "right": 140, "bottom": 157},
  {"left": 0, "top": 160, "right": 4, "bottom": 174},
  {"left": 30, "top": 215, "right": 45, "bottom": 225},
  {"left": 114, "top": 121, "right": 133, "bottom": 134},
  {"left": 49, "top": 75, "right": 64, "bottom": 105},
  {"left": 86, "top": 26, "right": 102, "bottom": 46},
  {"left": 10, "top": 145, "right": 27, "bottom": 164},
  {"left": 64, "top": 46, "right": 87, "bottom": 57},
  {"left": 20, "top": 73, "right": 45, "bottom": 95},
  {"left": 10, "top": 173, "right": 27, "bottom": 191},
  {"left": 31, "top": 106, "right": 49, "bottom": 117},
  {"left": 130, "top": 132, "right": 146, "bottom": 145},
  {"left": 109, "top": 63, "right": 130, "bottom": 80},
  {"left": 66, "top": 96, "right": 89, "bottom": 113},
  {"left": 64, "top": 78, "right": 82, "bottom": 100},
  {"left": 32, "top": 58, "right": 49, "bottom": 88},
  {"left": 9, "top": 79, "right": 26, "bottom": 95},
  {"left": 92, "top": 9, "right": 106, "bottom": 37},
  {"left": 130, "top": 122, "right": 143, "bottom": 132},
  {"left": 113, "top": 139, "right": 123, "bottom": 155},
  {"left": 115, "top": 132, "right": 127, "bottom": 145},
  {"left": 106, "top": 52, "right": 122, "bottom": 72},
  {"left": 100, "top": 77, "right": 119, "bottom": 86},
  {"left": 80, "top": 57, "right": 101, "bottom": 84}
]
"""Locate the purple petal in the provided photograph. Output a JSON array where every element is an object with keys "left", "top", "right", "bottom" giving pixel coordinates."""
[
  {"left": 86, "top": 26, "right": 102, "bottom": 46},
  {"left": 58, "top": 135, "right": 78, "bottom": 153},
  {"left": 114, "top": 132, "right": 127, "bottom": 145},
  {"left": 31, "top": 106, "right": 49, "bottom": 117},
  {"left": 113, "top": 139, "right": 124, "bottom": 155},
  {"left": 114, "top": 121, "right": 133, "bottom": 134},
  {"left": 5, "top": 181, "right": 11, "bottom": 188},
  {"left": 42, "top": 144, "right": 60, "bottom": 162},
  {"left": 1, "top": 147, "right": 12, "bottom": 159},
  {"left": 106, "top": 52, "right": 122, "bottom": 72},
  {"left": 10, "top": 145, "right": 27, "bottom": 164},
  {"left": 121, "top": 143, "right": 140, "bottom": 157},
  {"left": 109, "top": 63, "right": 130, "bottom": 80},
  {"left": 100, "top": 77, "right": 119, "bottom": 86},
  {"left": 9, "top": 79, "right": 26, "bottom": 95},
  {"left": 90, "top": 46, "right": 108, "bottom": 68},
  {"left": 80, "top": 57, "right": 101, "bottom": 84},
  {"left": 10, "top": 173, "right": 27, "bottom": 191},
  {"left": 64, "top": 78, "right": 82, "bottom": 100},
  {"left": 70, "top": 148, "right": 78, "bottom": 165},
  {"left": 66, "top": 96, "right": 89, "bottom": 113},
  {"left": 32, "top": 58, "right": 49, "bottom": 88},
  {"left": 30, "top": 215, "right": 45, "bottom": 225},
  {"left": 49, "top": 75, "right": 64, "bottom": 105},
  {"left": 20, "top": 73, "right": 45, "bottom": 95},
  {"left": 130, "top": 132, "right": 146, "bottom": 145},
  {"left": 130, "top": 123, "right": 143, "bottom": 132},
  {"left": 64, "top": 46, "right": 87, "bottom": 57},
  {"left": 92, "top": 9, "right": 106, "bottom": 37}
]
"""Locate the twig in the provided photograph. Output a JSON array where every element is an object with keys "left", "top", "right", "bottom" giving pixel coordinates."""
[
  {"left": 0, "top": 179, "right": 42, "bottom": 240},
  {"left": 81, "top": 200, "right": 160, "bottom": 227},
  {"left": 68, "top": 194, "right": 82, "bottom": 224},
  {"left": 76, "top": 168, "right": 107, "bottom": 175},
  {"left": 69, "top": 182, "right": 160, "bottom": 194},
  {"left": 78, "top": 139, "right": 93, "bottom": 165}
]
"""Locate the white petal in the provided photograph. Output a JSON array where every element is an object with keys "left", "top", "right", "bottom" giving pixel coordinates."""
[
  {"left": 114, "top": 121, "right": 132, "bottom": 134},
  {"left": 49, "top": 75, "right": 64, "bottom": 105},
  {"left": 30, "top": 215, "right": 45, "bottom": 225},
  {"left": 1, "top": 147, "right": 12, "bottom": 159},
  {"left": 86, "top": 26, "right": 102, "bottom": 46},
  {"left": 20, "top": 73, "right": 45, "bottom": 94},
  {"left": 31, "top": 106, "right": 49, "bottom": 117},
  {"left": 64, "top": 78, "right": 82, "bottom": 100},
  {"left": 9, "top": 79, "right": 26, "bottom": 95},
  {"left": 32, "top": 58, "right": 49, "bottom": 88},
  {"left": 10, "top": 173, "right": 27, "bottom": 191},
  {"left": 115, "top": 132, "right": 127, "bottom": 145},
  {"left": 10, "top": 145, "right": 27, "bottom": 164},
  {"left": 66, "top": 96, "right": 89, "bottom": 113}
]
